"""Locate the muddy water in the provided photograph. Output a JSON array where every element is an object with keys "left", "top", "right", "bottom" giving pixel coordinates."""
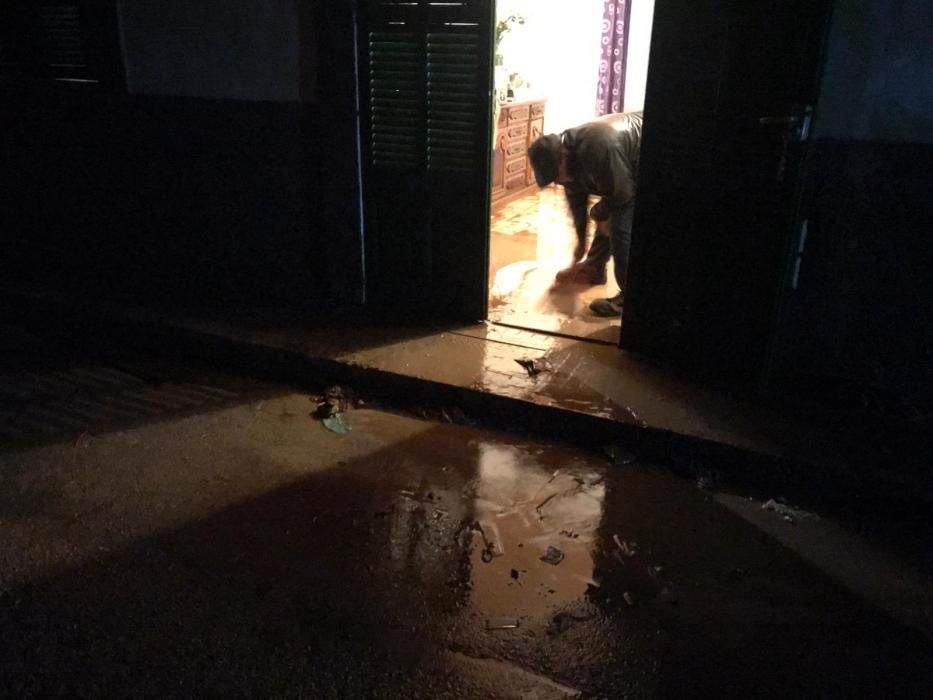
[{"left": 1, "top": 405, "right": 930, "bottom": 698}]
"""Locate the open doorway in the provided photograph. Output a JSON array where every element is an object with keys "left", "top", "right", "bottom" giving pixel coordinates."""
[{"left": 487, "top": 0, "right": 654, "bottom": 344}]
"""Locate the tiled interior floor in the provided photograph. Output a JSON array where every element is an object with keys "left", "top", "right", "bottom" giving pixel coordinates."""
[{"left": 488, "top": 187, "right": 621, "bottom": 344}]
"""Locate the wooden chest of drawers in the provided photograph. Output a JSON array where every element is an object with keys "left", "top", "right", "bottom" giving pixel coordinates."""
[{"left": 491, "top": 99, "right": 546, "bottom": 211}]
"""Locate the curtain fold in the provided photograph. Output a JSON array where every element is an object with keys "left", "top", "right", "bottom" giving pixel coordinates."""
[{"left": 596, "top": 0, "right": 632, "bottom": 116}]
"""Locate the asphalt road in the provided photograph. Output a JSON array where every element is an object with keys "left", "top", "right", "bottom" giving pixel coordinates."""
[{"left": 1, "top": 322, "right": 931, "bottom": 698}]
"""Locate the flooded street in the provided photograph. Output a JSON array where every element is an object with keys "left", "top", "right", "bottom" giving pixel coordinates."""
[{"left": 2, "top": 375, "right": 931, "bottom": 697}]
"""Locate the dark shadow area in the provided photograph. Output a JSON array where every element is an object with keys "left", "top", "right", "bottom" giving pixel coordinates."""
[
  {"left": 0, "top": 321, "right": 283, "bottom": 454},
  {"left": 1, "top": 424, "right": 931, "bottom": 697},
  {"left": 0, "top": 429, "right": 480, "bottom": 698},
  {"left": 587, "top": 465, "right": 933, "bottom": 698}
]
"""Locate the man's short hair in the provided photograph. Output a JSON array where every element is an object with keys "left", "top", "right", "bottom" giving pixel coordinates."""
[{"left": 528, "top": 134, "right": 561, "bottom": 188}]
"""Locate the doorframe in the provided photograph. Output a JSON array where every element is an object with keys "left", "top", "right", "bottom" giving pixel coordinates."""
[{"left": 757, "top": 2, "right": 836, "bottom": 398}]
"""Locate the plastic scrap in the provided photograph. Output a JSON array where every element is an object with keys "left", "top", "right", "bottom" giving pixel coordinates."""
[
  {"left": 540, "top": 546, "right": 565, "bottom": 566},
  {"left": 515, "top": 358, "right": 548, "bottom": 378},
  {"left": 322, "top": 412, "right": 350, "bottom": 434},
  {"left": 315, "top": 386, "right": 354, "bottom": 434},
  {"left": 486, "top": 618, "right": 520, "bottom": 631}
]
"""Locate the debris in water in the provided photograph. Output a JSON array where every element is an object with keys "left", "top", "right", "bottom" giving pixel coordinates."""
[
  {"left": 481, "top": 540, "right": 499, "bottom": 563},
  {"left": 515, "top": 358, "right": 548, "bottom": 378},
  {"left": 322, "top": 413, "right": 349, "bottom": 434},
  {"left": 486, "top": 618, "right": 520, "bottom": 631},
  {"left": 540, "top": 546, "right": 565, "bottom": 566},
  {"left": 761, "top": 499, "right": 818, "bottom": 524},
  {"left": 458, "top": 520, "right": 502, "bottom": 563},
  {"left": 314, "top": 386, "right": 360, "bottom": 427}
]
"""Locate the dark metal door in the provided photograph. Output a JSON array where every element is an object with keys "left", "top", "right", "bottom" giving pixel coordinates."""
[
  {"left": 622, "top": 0, "right": 833, "bottom": 391},
  {"left": 357, "top": 0, "right": 494, "bottom": 322}
]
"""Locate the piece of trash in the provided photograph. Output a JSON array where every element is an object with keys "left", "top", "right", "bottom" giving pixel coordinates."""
[
  {"left": 515, "top": 358, "right": 547, "bottom": 378},
  {"left": 313, "top": 400, "right": 337, "bottom": 420},
  {"left": 481, "top": 541, "right": 499, "bottom": 563},
  {"left": 314, "top": 386, "right": 357, "bottom": 420},
  {"left": 510, "top": 569, "right": 520, "bottom": 580},
  {"left": 623, "top": 592, "right": 635, "bottom": 607},
  {"left": 540, "top": 546, "right": 565, "bottom": 566},
  {"left": 322, "top": 413, "right": 350, "bottom": 434},
  {"left": 761, "top": 499, "right": 818, "bottom": 523},
  {"left": 458, "top": 520, "right": 502, "bottom": 563},
  {"left": 486, "top": 618, "right": 520, "bottom": 631}
]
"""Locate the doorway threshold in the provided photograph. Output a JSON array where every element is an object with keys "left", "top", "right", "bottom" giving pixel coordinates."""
[
  {"left": 488, "top": 320, "right": 618, "bottom": 347},
  {"left": 4, "top": 286, "right": 844, "bottom": 480}
]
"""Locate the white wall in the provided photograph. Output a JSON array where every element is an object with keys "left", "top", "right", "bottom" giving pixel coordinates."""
[
  {"left": 496, "top": 0, "right": 606, "bottom": 134},
  {"left": 118, "top": 0, "right": 307, "bottom": 102},
  {"left": 622, "top": 0, "right": 654, "bottom": 112}
]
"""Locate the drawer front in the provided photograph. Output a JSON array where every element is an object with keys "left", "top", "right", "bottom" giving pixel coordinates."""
[
  {"left": 505, "top": 157, "right": 526, "bottom": 177},
  {"left": 531, "top": 102, "right": 545, "bottom": 119},
  {"left": 505, "top": 141, "right": 526, "bottom": 159},
  {"left": 507, "top": 105, "right": 530, "bottom": 123},
  {"left": 506, "top": 123, "right": 528, "bottom": 140},
  {"left": 505, "top": 173, "right": 527, "bottom": 191}
]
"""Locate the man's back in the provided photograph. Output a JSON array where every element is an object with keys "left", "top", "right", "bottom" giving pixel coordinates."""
[{"left": 563, "top": 111, "right": 643, "bottom": 207}]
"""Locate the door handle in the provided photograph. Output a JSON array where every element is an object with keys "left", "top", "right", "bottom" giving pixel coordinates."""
[
  {"left": 759, "top": 115, "right": 800, "bottom": 127},
  {"left": 759, "top": 105, "right": 813, "bottom": 140}
]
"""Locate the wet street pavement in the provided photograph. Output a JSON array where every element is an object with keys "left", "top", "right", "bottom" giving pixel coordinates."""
[{"left": 1, "top": 326, "right": 932, "bottom": 698}]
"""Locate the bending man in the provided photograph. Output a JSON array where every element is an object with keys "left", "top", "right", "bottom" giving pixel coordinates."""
[{"left": 528, "top": 111, "right": 642, "bottom": 317}]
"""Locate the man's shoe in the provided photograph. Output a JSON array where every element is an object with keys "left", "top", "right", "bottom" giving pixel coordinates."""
[
  {"left": 589, "top": 292, "right": 624, "bottom": 317},
  {"left": 554, "top": 263, "right": 607, "bottom": 286}
]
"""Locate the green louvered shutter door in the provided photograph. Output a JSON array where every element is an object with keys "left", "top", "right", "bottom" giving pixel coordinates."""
[{"left": 359, "top": 0, "right": 493, "bottom": 322}]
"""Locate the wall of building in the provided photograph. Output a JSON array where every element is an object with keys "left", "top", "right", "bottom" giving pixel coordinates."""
[
  {"left": 623, "top": 0, "right": 654, "bottom": 112},
  {"left": 776, "top": 0, "right": 933, "bottom": 417},
  {"left": 118, "top": 0, "right": 311, "bottom": 103},
  {"left": 0, "top": 0, "right": 363, "bottom": 310},
  {"left": 495, "top": 0, "right": 606, "bottom": 134},
  {"left": 814, "top": 0, "right": 933, "bottom": 144}
]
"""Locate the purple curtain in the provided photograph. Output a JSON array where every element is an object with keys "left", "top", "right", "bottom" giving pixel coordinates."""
[{"left": 595, "top": 0, "right": 632, "bottom": 116}]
